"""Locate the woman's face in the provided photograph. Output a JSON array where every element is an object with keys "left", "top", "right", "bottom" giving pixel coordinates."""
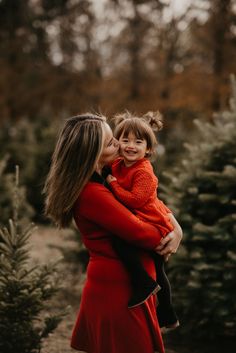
[{"left": 98, "top": 123, "right": 119, "bottom": 169}]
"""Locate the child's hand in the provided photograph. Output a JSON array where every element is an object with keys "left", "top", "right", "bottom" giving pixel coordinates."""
[{"left": 106, "top": 174, "right": 117, "bottom": 184}]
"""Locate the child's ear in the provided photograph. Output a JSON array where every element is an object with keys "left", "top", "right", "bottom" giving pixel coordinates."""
[{"left": 145, "top": 149, "right": 150, "bottom": 156}]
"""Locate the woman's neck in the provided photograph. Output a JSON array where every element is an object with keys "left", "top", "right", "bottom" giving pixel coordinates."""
[{"left": 95, "top": 166, "right": 103, "bottom": 175}]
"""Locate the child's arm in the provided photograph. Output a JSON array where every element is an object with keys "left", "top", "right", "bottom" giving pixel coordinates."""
[
  {"left": 106, "top": 170, "right": 157, "bottom": 209},
  {"left": 158, "top": 199, "right": 172, "bottom": 214}
]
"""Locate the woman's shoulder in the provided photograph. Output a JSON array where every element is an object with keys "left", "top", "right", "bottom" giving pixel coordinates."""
[
  {"left": 80, "top": 182, "right": 108, "bottom": 200},
  {"left": 74, "top": 182, "right": 111, "bottom": 214}
]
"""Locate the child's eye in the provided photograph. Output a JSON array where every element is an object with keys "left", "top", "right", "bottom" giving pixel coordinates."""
[
  {"left": 122, "top": 139, "right": 128, "bottom": 143},
  {"left": 136, "top": 140, "right": 143, "bottom": 144}
]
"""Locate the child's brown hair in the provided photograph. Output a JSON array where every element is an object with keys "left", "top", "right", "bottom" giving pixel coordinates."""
[{"left": 113, "top": 111, "right": 163, "bottom": 158}]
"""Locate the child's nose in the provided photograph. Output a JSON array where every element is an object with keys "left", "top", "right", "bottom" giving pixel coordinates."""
[{"left": 127, "top": 141, "right": 135, "bottom": 148}]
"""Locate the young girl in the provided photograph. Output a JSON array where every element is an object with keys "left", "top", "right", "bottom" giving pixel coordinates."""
[{"left": 106, "top": 111, "right": 180, "bottom": 329}]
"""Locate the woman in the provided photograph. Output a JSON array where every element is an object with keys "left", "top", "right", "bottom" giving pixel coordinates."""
[{"left": 44, "top": 113, "right": 182, "bottom": 353}]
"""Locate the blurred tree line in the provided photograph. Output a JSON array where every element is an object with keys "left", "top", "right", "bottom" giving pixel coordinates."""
[
  {"left": 0, "top": 0, "right": 235, "bottom": 120},
  {"left": 0, "top": 0, "right": 235, "bottom": 220},
  {"left": 0, "top": 117, "right": 59, "bottom": 223}
]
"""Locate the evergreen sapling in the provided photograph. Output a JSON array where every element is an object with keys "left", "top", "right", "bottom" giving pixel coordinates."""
[{"left": 0, "top": 166, "right": 66, "bottom": 353}]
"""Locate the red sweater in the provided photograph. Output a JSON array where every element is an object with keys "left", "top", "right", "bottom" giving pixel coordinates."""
[{"left": 110, "top": 158, "right": 174, "bottom": 237}]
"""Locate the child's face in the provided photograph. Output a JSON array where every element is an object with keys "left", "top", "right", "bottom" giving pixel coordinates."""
[{"left": 119, "top": 132, "right": 149, "bottom": 167}]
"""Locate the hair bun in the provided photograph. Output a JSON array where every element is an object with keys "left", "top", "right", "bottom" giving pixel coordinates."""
[
  {"left": 112, "top": 110, "right": 133, "bottom": 125},
  {"left": 142, "top": 111, "right": 163, "bottom": 131}
]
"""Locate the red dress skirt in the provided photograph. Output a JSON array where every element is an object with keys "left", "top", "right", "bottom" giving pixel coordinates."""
[{"left": 71, "top": 254, "right": 165, "bottom": 353}]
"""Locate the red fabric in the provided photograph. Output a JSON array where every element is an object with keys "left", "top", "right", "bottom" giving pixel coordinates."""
[
  {"left": 110, "top": 158, "right": 174, "bottom": 237},
  {"left": 71, "top": 182, "right": 165, "bottom": 353}
]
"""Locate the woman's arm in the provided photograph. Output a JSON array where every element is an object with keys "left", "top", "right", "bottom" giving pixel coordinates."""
[
  {"left": 75, "top": 183, "right": 163, "bottom": 250},
  {"left": 155, "top": 213, "right": 183, "bottom": 256},
  {"left": 168, "top": 213, "right": 183, "bottom": 234}
]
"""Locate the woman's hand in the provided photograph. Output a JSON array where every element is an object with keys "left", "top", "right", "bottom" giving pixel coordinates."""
[
  {"left": 155, "top": 230, "right": 181, "bottom": 256},
  {"left": 106, "top": 174, "right": 117, "bottom": 184},
  {"left": 164, "top": 253, "right": 171, "bottom": 262}
]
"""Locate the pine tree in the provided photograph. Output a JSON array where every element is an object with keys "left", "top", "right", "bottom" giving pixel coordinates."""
[
  {"left": 0, "top": 156, "right": 34, "bottom": 227},
  {"left": 163, "top": 76, "right": 236, "bottom": 340},
  {"left": 0, "top": 166, "right": 66, "bottom": 353}
]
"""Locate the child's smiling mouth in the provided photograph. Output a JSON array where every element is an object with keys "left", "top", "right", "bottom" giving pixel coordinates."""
[{"left": 125, "top": 150, "right": 137, "bottom": 155}]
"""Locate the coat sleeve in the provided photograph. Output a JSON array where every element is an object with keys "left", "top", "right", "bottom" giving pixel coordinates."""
[
  {"left": 109, "top": 170, "right": 157, "bottom": 208},
  {"left": 76, "top": 183, "right": 163, "bottom": 250}
]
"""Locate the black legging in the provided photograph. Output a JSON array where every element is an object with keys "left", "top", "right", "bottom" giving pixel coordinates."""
[
  {"left": 154, "top": 253, "right": 178, "bottom": 327},
  {"left": 154, "top": 254, "right": 172, "bottom": 307},
  {"left": 112, "top": 237, "right": 178, "bottom": 326}
]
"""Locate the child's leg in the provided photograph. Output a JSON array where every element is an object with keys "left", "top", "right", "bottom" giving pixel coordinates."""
[
  {"left": 154, "top": 253, "right": 179, "bottom": 328},
  {"left": 112, "top": 237, "right": 159, "bottom": 308}
]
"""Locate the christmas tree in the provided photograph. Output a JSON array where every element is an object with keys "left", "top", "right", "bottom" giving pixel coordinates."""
[
  {"left": 0, "top": 166, "right": 66, "bottom": 353},
  {"left": 163, "top": 76, "right": 236, "bottom": 340},
  {"left": 0, "top": 156, "right": 34, "bottom": 227}
]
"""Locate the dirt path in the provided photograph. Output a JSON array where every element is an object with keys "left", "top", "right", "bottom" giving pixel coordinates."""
[
  {"left": 30, "top": 226, "right": 82, "bottom": 353},
  {"left": 30, "top": 226, "right": 178, "bottom": 353}
]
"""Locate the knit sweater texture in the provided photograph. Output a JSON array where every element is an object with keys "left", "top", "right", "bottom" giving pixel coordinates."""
[{"left": 110, "top": 158, "right": 174, "bottom": 237}]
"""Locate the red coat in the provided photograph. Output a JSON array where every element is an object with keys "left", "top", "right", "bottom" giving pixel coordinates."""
[
  {"left": 71, "top": 176, "right": 166, "bottom": 353},
  {"left": 110, "top": 158, "right": 174, "bottom": 236}
]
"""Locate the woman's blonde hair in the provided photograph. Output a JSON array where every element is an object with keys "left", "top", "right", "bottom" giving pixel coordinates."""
[
  {"left": 113, "top": 111, "right": 163, "bottom": 157},
  {"left": 44, "top": 113, "right": 106, "bottom": 228}
]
